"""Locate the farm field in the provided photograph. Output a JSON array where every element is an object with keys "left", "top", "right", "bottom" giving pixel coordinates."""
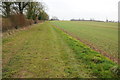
[
  {"left": 2, "top": 22, "right": 118, "bottom": 78},
  {"left": 52, "top": 21, "right": 118, "bottom": 59}
]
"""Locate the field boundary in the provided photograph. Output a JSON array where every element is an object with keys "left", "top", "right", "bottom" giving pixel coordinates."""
[
  {"left": 52, "top": 24, "right": 118, "bottom": 63},
  {"left": 2, "top": 22, "right": 44, "bottom": 38}
]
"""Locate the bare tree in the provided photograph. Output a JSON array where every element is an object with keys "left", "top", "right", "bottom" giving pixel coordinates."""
[
  {"left": 14, "top": 2, "right": 29, "bottom": 14},
  {"left": 0, "top": 2, "right": 13, "bottom": 17}
]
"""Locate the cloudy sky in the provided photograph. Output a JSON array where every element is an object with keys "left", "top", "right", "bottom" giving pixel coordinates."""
[{"left": 39, "top": 0, "right": 119, "bottom": 21}]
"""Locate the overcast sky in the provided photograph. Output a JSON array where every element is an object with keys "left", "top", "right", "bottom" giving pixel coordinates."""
[{"left": 39, "top": 0, "right": 119, "bottom": 21}]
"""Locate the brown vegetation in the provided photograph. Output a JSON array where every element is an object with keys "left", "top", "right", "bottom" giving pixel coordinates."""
[
  {"left": 1, "top": 2, "right": 49, "bottom": 32},
  {"left": 2, "top": 14, "right": 34, "bottom": 32}
]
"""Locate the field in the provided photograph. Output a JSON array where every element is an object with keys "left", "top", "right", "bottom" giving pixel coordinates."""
[
  {"left": 2, "top": 21, "right": 118, "bottom": 78},
  {"left": 52, "top": 21, "right": 118, "bottom": 59}
]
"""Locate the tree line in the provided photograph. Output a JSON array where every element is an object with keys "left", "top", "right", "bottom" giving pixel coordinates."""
[
  {"left": 1, "top": 1, "right": 49, "bottom": 31},
  {"left": 1, "top": 1, "right": 49, "bottom": 21}
]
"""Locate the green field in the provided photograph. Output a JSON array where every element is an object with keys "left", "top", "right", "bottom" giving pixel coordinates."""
[
  {"left": 52, "top": 21, "right": 118, "bottom": 58},
  {"left": 2, "top": 22, "right": 118, "bottom": 78}
]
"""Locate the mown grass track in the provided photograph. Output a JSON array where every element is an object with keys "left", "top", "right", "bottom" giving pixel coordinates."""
[{"left": 2, "top": 22, "right": 117, "bottom": 78}]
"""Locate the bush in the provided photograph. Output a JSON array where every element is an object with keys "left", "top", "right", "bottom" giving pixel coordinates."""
[
  {"left": 2, "top": 18, "right": 12, "bottom": 32},
  {"left": 25, "top": 19, "right": 34, "bottom": 26},
  {"left": 2, "top": 14, "right": 34, "bottom": 32},
  {"left": 10, "top": 14, "right": 26, "bottom": 28}
]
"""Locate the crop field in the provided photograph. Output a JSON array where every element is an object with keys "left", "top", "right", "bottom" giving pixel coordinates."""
[
  {"left": 2, "top": 22, "right": 118, "bottom": 78},
  {"left": 52, "top": 21, "right": 118, "bottom": 59}
]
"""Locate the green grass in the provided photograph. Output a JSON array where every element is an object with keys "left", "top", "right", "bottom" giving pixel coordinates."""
[
  {"left": 2, "top": 22, "right": 118, "bottom": 78},
  {"left": 52, "top": 21, "right": 118, "bottom": 58}
]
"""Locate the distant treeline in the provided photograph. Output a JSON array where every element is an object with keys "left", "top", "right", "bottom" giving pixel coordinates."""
[
  {"left": 1, "top": 1, "right": 49, "bottom": 32},
  {"left": 50, "top": 16, "right": 59, "bottom": 21},
  {"left": 70, "top": 19, "right": 117, "bottom": 23}
]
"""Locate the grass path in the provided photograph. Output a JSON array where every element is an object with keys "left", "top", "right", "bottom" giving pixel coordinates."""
[
  {"left": 3, "top": 22, "right": 94, "bottom": 78},
  {"left": 2, "top": 22, "right": 116, "bottom": 78}
]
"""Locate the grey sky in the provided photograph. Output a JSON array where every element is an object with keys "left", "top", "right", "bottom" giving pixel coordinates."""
[{"left": 39, "top": 0, "right": 119, "bottom": 21}]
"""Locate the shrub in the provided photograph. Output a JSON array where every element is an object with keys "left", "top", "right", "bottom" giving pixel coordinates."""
[
  {"left": 25, "top": 19, "right": 34, "bottom": 26},
  {"left": 9, "top": 14, "right": 26, "bottom": 28},
  {"left": 2, "top": 14, "right": 34, "bottom": 32},
  {"left": 2, "top": 18, "right": 12, "bottom": 32}
]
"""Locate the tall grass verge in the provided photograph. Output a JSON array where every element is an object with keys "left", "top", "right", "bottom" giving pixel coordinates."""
[{"left": 53, "top": 26, "right": 119, "bottom": 78}]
